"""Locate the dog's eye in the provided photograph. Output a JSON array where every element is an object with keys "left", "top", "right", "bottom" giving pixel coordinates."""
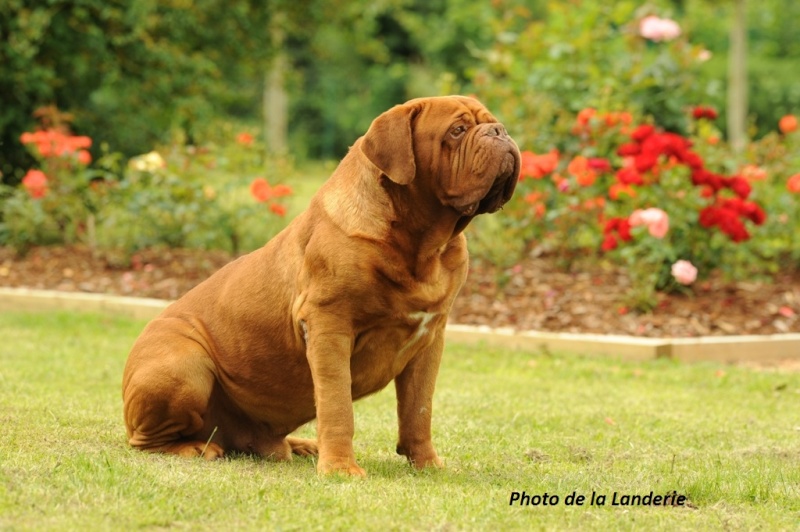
[{"left": 450, "top": 125, "right": 467, "bottom": 138}]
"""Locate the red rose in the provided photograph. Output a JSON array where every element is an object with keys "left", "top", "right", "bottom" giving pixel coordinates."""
[
  {"left": 787, "top": 173, "right": 800, "bottom": 193},
  {"left": 617, "top": 218, "right": 633, "bottom": 241},
  {"left": 519, "top": 149, "right": 559, "bottom": 180},
  {"left": 701, "top": 201, "right": 758, "bottom": 243},
  {"left": 617, "top": 143, "right": 641, "bottom": 157},
  {"left": 236, "top": 132, "right": 254, "bottom": 146},
  {"left": 640, "top": 134, "right": 668, "bottom": 156},
  {"left": 601, "top": 217, "right": 632, "bottom": 250},
  {"left": 587, "top": 158, "right": 612, "bottom": 173},
  {"left": 779, "top": 115, "right": 798, "bottom": 134},
  {"left": 694, "top": 167, "right": 747, "bottom": 197},
  {"left": 603, "top": 218, "right": 620, "bottom": 234},
  {"left": 659, "top": 132, "right": 692, "bottom": 157},
  {"left": 270, "top": 203, "right": 288, "bottom": 216},
  {"left": 22, "top": 169, "right": 48, "bottom": 198},
  {"left": 601, "top": 233, "right": 618, "bottom": 251},
  {"left": 576, "top": 107, "right": 597, "bottom": 127},
  {"left": 718, "top": 211, "right": 749, "bottom": 242},
  {"left": 250, "top": 177, "right": 272, "bottom": 202},
  {"left": 726, "top": 177, "right": 752, "bottom": 199},
  {"left": 692, "top": 106, "right": 718, "bottom": 120},
  {"left": 706, "top": 172, "right": 724, "bottom": 192},
  {"left": 698, "top": 206, "right": 719, "bottom": 228},
  {"left": 691, "top": 168, "right": 709, "bottom": 187},
  {"left": 631, "top": 125, "right": 656, "bottom": 142},
  {"left": 271, "top": 184, "right": 293, "bottom": 197},
  {"left": 725, "top": 198, "right": 766, "bottom": 225},
  {"left": 680, "top": 150, "right": 704, "bottom": 169},
  {"left": 745, "top": 203, "right": 766, "bottom": 225},
  {"left": 634, "top": 152, "right": 659, "bottom": 173},
  {"left": 616, "top": 166, "right": 644, "bottom": 185}
]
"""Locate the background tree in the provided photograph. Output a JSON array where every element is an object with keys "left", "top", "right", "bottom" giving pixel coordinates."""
[
  {"left": 2, "top": 0, "right": 799, "bottom": 180},
  {"left": 727, "top": 0, "right": 747, "bottom": 152},
  {"left": 0, "top": 0, "right": 273, "bottom": 180}
]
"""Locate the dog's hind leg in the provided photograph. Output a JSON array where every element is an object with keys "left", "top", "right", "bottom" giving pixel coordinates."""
[
  {"left": 286, "top": 437, "right": 318, "bottom": 457},
  {"left": 241, "top": 435, "right": 316, "bottom": 460},
  {"left": 123, "top": 338, "right": 223, "bottom": 460}
]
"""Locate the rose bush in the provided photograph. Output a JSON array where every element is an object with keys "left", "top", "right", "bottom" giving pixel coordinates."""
[
  {"left": 470, "top": 104, "right": 797, "bottom": 311},
  {"left": 0, "top": 111, "right": 295, "bottom": 259},
  {"left": 471, "top": 3, "right": 716, "bottom": 153},
  {"left": 0, "top": 109, "right": 118, "bottom": 253},
  {"left": 465, "top": 6, "right": 799, "bottom": 311},
  {"left": 93, "top": 135, "right": 294, "bottom": 259}
]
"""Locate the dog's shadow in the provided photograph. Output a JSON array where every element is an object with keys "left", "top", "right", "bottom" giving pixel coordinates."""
[{"left": 220, "top": 450, "right": 453, "bottom": 480}]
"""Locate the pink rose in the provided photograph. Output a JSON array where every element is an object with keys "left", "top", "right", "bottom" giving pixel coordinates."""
[
  {"left": 671, "top": 260, "right": 698, "bottom": 285},
  {"left": 639, "top": 15, "right": 681, "bottom": 42},
  {"left": 629, "top": 208, "right": 669, "bottom": 238}
]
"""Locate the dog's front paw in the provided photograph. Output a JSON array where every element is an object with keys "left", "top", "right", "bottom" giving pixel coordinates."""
[
  {"left": 410, "top": 454, "right": 443, "bottom": 469},
  {"left": 317, "top": 457, "right": 366, "bottom": 477},
  {"left": 396, "top": 443, "right": 443, "bottom": 469}
]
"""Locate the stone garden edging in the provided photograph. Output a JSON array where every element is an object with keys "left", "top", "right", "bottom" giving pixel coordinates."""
[{"left": 2, "top": 287, "right": 798, "bottom": 363}]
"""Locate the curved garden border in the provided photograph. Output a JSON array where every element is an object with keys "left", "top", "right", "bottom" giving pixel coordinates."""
[{"left": 1, "top": 287, "right": 798, "bottom": 363}]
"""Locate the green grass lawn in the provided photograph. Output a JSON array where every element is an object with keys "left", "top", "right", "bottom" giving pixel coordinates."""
[{"left": 1, "top": 311, "right": 799, "bottom": 530}]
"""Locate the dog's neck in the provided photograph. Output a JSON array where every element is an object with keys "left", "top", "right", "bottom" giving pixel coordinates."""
[
  {"left": 319, "top": 143, "right": 468, "bottom": 280},
  {"left": 382, "top": 180, "right": 465, "bottom": 251},
  {"left": 319, "top": 145, "right": 394, "bottom": 240}
]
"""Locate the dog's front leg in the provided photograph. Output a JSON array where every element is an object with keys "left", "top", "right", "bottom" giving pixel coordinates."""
[
  {"left": 306, "top": 331, "right": 365, "bottom": 477},
  {"left": 394, "top": 331, "right": 444, "bottom": 469}
]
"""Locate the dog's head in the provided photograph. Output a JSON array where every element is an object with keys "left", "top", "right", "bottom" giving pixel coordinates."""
[{"left": 360, "top": 95, "right": 520, "bottom": 218}]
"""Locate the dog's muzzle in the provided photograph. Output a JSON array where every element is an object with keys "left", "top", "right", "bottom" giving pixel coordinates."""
[{"left": 478, "top": 152, "right": 518, "bottom": 214}]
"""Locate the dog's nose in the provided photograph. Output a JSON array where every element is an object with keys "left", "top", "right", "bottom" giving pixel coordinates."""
[{"left": 484, "top": 124, "right": 507, "bottom": 138}]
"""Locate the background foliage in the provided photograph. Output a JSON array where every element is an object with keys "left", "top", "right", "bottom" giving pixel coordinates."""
[
  {"left": 3, "top": 0, "right": 799, "bottom": 175},
  {"left": 0, "top": 0, "right": 798, "bottom": 305},
  {"left": 0, "top": 0, "right": 273, "bottom": 178}
]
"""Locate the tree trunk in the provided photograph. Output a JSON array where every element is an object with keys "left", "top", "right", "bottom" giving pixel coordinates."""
[
  {"left": 263, "top": 15, "right": 288, "bottom": 157},
  {"left": 727, "top": 0, "right": 748, "bottom": 153}
]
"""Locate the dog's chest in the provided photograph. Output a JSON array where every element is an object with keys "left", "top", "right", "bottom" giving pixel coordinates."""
[
  {"left": 349, "top": 310, "right": 441, "bottom": 398},
  {"left": 398, "top": 311, "right": 437, "bottom": 355}
]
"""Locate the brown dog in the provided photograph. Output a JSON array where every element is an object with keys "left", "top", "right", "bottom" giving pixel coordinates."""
[{"left": 122, "top": 95, "right": 519, "bottom": 476}]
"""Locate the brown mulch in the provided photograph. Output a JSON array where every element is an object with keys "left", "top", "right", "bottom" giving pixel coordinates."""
[
  {"left": 455, "top": 257, "right": 800, "bottom": 337},
  {"left": 0, "top": 245, "right": 798, "bottom": 338}
]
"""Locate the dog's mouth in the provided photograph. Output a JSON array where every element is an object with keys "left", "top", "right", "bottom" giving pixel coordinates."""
[
  {"left": 478, "top": 174, "right": 515, "bottom": 214},
  {"left": 451, "top": 172, "right": 516, "bottom": 233},
  {"left": 451, "top": 168, "right": 516, "bottom": 235},
  {"left": 449, "top": 148, "right": 519, "bottom": 218},
  {"left": 476, "top": 153, "right": 518, "bottom": 214}
]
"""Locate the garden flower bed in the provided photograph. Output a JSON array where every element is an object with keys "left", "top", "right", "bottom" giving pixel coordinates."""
[
  {"left": 1, "top": 244, "right": 797, "bottom": 339},
  {"left": 2, "top": 39, "right": 799, "bottom": 345}
]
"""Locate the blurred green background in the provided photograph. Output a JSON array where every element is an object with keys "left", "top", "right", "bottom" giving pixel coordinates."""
[{"left": 2, "top": 0, "right": 798, "bottom": 179}]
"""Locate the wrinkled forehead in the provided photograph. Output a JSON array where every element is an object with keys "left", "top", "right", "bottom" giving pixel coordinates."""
[
  {"left": 452, "top": 96, "right": 497, "bottom": 123},
  {"left": 411, "top": 96, "right": 498, "bottom": 124}
]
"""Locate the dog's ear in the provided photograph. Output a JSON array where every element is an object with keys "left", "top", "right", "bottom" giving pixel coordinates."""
[{"left": 361, "top": 103, "right": 419, "bottom": 185}]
